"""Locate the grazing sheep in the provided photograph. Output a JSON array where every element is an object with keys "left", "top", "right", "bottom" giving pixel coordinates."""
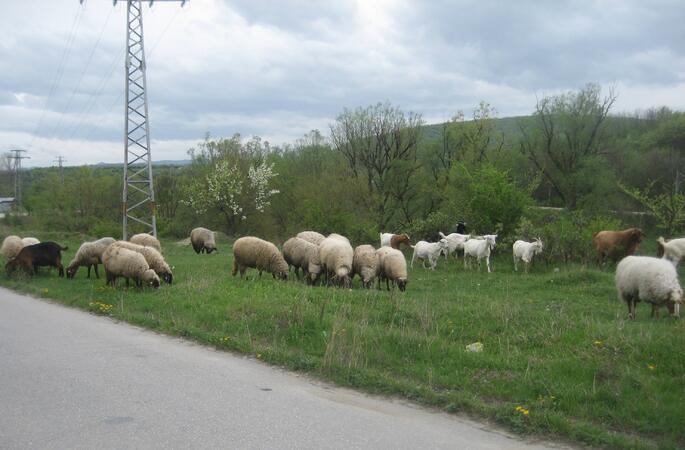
[
  {"left": 232, "top": 236, "right": 289, "bottom": 280},
  {"left": 110, "top": 241, "right": 173, "bottom": 284},
  {"left": 656, "top": 236, "right": 685, "bottom": 266},
  {"left": 376, "top": 246, "right": 408, "bottom": 291},
  {"left": 410, "top": 239, "right": 448, "bottom": 270},
  {"left": 615, "top": 256, "right": 682, "bottom": 319},
  {"left": 129, "top": 233, "right": 162, "bottom": 252},
  {"left": 282, "top": 237, "right": 322, "bottom": 284},
  {"left": 319, "top": 234, "right": 354, "bottom": 288},
  {"left": 296, "top": 231, "right": 326, "bottom": 245},
  {"left": 190, "top": 227, "right": 217, "bottom": 254},
  {"left": 464, "top": 234, "right": 498, "bottom": 273},
  {"left": 21, "top": 237, "right": 40, "bottom": 246},
  {"left": 102, "top": 245, "right": 160, "bottom": 288},
  {"left": 6, "top": 242, "right": 68, "bottom": 277},
  {"left": 512, "top": 238, "right": 544, "bottom": 272},
  {"left": 593, "top": 228, "right": 644, "bottom": 265},
  {"left": 352, "top": 245, "right": 379, "bottom": 288},
  {"left": 438, "top": 232, "right": 470, "bottom": 259},
  {"left": 380, "top": 233, "right": 411, "bottom": 250},
  {"left": 1, "top": 235, "right": 24, "bottom": 260},
  {"left": 66, "top": 237, "right": 116, "bottom": 279}
]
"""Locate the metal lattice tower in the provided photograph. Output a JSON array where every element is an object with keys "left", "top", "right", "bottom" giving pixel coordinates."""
[
  {"left": 54, "top": 155, "right": 66, "bottom": 183},
  {"left": 7, "top": 149, "right": 29, "bottom": 206}
]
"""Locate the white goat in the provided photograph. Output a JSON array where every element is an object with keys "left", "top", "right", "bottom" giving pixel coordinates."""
[
  {"left": 464, "top": 234, "right": 497, "bottom": 273},
  {"left": 512, "top": 238, "right": 543, "bottom": 272},
  {"left": 657, "top": 237, "right": 685, "bottom": 266},
  {"left": 410, "top": 239, "right": 448, "bottom": 270},
  {"left": 438, "top": 232, "right": 470, "bottom": 259}
]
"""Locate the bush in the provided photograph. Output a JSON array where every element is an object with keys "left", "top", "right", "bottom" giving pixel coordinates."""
[{"left": 407, "top": 211, "right": 451, "bottom": 241}]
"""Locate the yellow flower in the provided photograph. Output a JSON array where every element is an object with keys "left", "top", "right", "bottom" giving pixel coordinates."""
[
  {"left": 515, "top": 406, "right": 530, "bottom": 416},
  {"left": 647, "top": 364, "right": 656, "bottom": 370},
  {"left": 593, "top": 340, "right": 603, "bottom": 346}
]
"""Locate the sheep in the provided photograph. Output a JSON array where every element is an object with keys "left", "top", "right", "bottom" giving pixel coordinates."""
[
  {"left": 21, "top": 237, "right": 40, "bottom": 246},
  {"left": 232, "top": 236, "right": 289, "bottom": 280},
  {"left": 464, "top": 234, "right": 498, "bottom": 273},
  {"left": 593, "top": 228, "right": 644, "bottom": 265},
  {"left": 129, "top": 233, "right": 162, "bottom": 252},
  {"left": 296, "top": 231, "right": 326, "bottom": 246},
  {"left": 410, "top": 239, "right": 448, "bottom": 270},
  {"left": 379, "top": 232, "right": 411, "bottom": 250},
  {"left": 656, "top": 236, "right": 685, "bottom": 266},
  {"left": 110, "top": 241, "right": 173, "bottom": 284},
  {"left": 615, "top": 256, "right": 682, "bottom": 319},
  {"left": 352, "top": 245, "right": 379, "bottom": 288},
  {"left": 282, "top": 237, "right": 322, "bottom": 284},
  {"left": 66, "top": 237, "right": 116, "bottom": 279},
  {"left": 6, "top": 242, "right": 68, "bottom": 277},
  {"left": 190, "top": 227, "right": 217, "bottom": 254},
  {"left": 512, "top": 238, "right": 544, "bottom": 272},
  {"left": 102, "top": 245, "right": 160, "bottom": 288},
  {"left": 376, "top": 246, "right": 408, "bottom": 291},
  {"left": 438, "top": 232, "right": 470, "bottom": 259},
  {"left": 319, "top": 234, "right": 354, "bottom": 288},
  {"left": 1, "top": 235, "right": 24, "bottom": 260}
]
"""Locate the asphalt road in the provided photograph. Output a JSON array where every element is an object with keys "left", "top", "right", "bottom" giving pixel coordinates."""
[{"left": 0, "top": 288, "right": 566, "bottom": 449}]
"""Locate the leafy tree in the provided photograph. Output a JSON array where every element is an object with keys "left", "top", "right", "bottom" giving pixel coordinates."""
[{"left": 619, "top": 182, "right": 685, "bottom": 234}]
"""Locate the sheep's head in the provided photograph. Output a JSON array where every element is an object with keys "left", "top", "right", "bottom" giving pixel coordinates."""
[
  {"left": 66, "top": 265, "right": 78, "bottom": 279},
  {"left": 533, "top": 238, "right": 544, "bottom": 254},
  {"left": 205, "top": 245, "right": 217, "bottom": 254},
  {"left": 142, "top": 269, "right": 160, "bottom": 288},
  {"left": 5, "top": 259, "right": 18, "bottom": 276},
  {"left": 671, "top": 286, "right": 683, "bottom": 304},
  {"left": 656, "top": 237, "right": 665, "bottom": 257},
  {"left": 162, "top": 271, "right": 173, "bottom": 284},
  {"left": 276, "top": 270, "right": 288, "bottom": 281},
  {"left": 397, "top": 278, "right": 407, "bottom": 292}
]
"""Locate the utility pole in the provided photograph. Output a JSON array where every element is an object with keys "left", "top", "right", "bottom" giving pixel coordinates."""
[
  {"left": 83, "top": 0, "right": 187, "bottom": 239},
  {"left": 54, "top": 156, "right": 66, "bottom": 183},
  {"left": 7, "top": 149, "right": 29, "bottom": 207}
]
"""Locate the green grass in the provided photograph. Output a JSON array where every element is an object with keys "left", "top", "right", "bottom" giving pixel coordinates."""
[{"left": 2, "top": 234, "right": 684, "bottom": 449}]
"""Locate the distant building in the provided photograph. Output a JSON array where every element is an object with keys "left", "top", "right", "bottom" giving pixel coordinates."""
[{"left": 0, "top": 197, "right": 16, "bottom": 217}]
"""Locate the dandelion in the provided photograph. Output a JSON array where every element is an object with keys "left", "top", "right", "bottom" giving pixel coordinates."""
[
  {"left": 515, "top": 406, "right": 530, "bottom": 416},
  {"left": 647, "top": 364, "right": 656, "bottom": 370},
  {"left": 593, "top": 340, "right": 603, "bottom": 347},
  {"left": 42, "top": 288, "right": 49, "bottom": 294}
]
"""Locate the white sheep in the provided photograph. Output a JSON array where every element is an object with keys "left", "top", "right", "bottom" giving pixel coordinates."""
[
  {"left": 410, "top": 239, "right": 448, "bottom": 270},
  {"left": 66, "top": 237, "right": 116, "bottom": 279},
  {"left": 21, "top": 237, "right": 40, "bottom": 246},
  {"left": 319, "top": 234, "right": 354, "bottom": 288},
  {"left": 129, "top": 233, "right": 162, "bottom": 252},
  {"left": 656, "top": 236, "right": 685, "bottom": 266},
  {"left": 111, "top": 241, "right": 173, "bottom": 284},
  {"left": 282, "top": 237, "right": 322, "bottom": 284},
  {"left": 102, "top": 245, "right": 160, "bottom": 288},
  {"left": 352, "top": 244, "right": 379, "bottom": 288},
  {"left": 1, "top": 235, "right": 24, "bottom": 260},
  {"left": 438, "top": 232, "right": 470, "bottom": 259},
  {"left": 615, "top": 256, "right": 683, "bottom": 319},
  {"left": 190, "top": 227, "right": 217, "bottom": 254},
  {"left": 232, "top": 236, "right": 289, "bottom": 280},
  {"left": 464, "top": 234, "right": 498, "bottom": 273},
  {"left": 512, "top": 238, "right": 543, "bottom": 272},
  {"left": 376, "top": 246, "right": 408, "bottom": 291},
  {"left": 296, "top": 231, "right": 326, "bottom": 246}
]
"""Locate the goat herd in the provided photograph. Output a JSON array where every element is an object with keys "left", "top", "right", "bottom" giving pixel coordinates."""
[{"left": 1, "top": 224, "right": 684, "bottom": 320}]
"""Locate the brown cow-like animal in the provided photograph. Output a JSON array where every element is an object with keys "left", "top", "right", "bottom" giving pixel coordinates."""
[{"left": 593, "top": 228, "right": 645, "bottom": 265}]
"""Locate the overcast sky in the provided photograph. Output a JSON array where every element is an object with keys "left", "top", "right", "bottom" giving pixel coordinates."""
[{"left": 1, "top": 0, "right": 684, "bottom": 167}]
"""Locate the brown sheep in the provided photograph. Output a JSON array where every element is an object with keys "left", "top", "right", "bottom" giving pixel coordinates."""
[{"left": 593, "top": 228, "right": 645, "bottom": 265}]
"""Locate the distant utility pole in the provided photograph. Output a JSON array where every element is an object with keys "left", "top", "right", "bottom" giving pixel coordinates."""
[
  {"left": 7, "top": 149, "right": 30, "bottom": 206},
  {"left": 54, "top": 156, "right": 66, "bottom": 183},
  {"left": 83, "top": 0, "right": 188, "bottom": 239}
]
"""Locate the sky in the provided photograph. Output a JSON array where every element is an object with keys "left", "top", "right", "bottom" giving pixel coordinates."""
[{"left": 0, "top": 0, "right": 684, "bottom": 167}]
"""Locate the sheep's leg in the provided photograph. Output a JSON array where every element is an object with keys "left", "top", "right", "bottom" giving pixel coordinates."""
[
  {"left": 232, "top": 260, "right": 238, "bottom": 277},
  {"left": 486, "top": 256, "right": 492, "bottom": 273},
  {"left": 240, "top": 267, "right": 247, "bottom": 278},
  {"left": 386, "top": 278, "right": 390, "bottom": 291},
  {"left": 410, "top": 252, "right": 416, "bottom": 268},
  {"left": 628, "top": 300, "right": 636, "bottom": 319},
  {"left": 524, "top": 261, "right": 529, "bottom": 274},
  {"left": 513, "top": 255, "right": 518, "bottom": 272},
  {"left": 94, "top": 264, "right": 100, "bottom": 279}
]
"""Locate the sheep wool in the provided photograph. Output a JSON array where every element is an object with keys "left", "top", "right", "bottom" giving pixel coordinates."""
[
  {"left": 129, "top": 233, "right": 162, "bottom": 252},
  {"left": 352, "top": 244, "right": 379, "bottom": 288},
  {"left": 615, "top": 256, "right": 682, "bottom": 319},
  {"left": 190, "top": 227, "right": 217, "bottom": 254},
  {"left": 1, "top": 235, "right": 24, "bottom": 260},
  {"left": 376, "top": 246, "right": 408, "bottom": 291},
  {"left": 319, "top": 235, "right": 353, "bottom": 288},
  {"left": 21, "top": 237, "right": 40, "bottom": 246},
  {"left": 282, "top": 237, "right": 321, "bottom": 283},
  {"left": 296, "top": 231, "right": 325, "bottom": 246},
  {"left": 66, "top": 237, "right": 116, "bottom": 279},
  {"left": 111, "top": 240, "right": 173, "bottom": 284},
  {"left": 102, "top": 245, "right": 160, "bottom": 288},
  {"left": 232, "top": 236, "right": 289, "bottom": 280}
]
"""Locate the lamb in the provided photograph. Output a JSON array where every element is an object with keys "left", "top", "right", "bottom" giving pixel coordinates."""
[
  {"left": 438, "top": 232, "right": 470, "bottom": 259},
  {"left": 512, "top": 238, "right": 544, "bottom": 272},
  {"left": 410, "top": 239, "right": 448, "bottom": 270},
  {"left": 296, "top": 231, "right": 326, "bottom": 245},
  {"left": 593, "top": 228, "right": 644, "bottom": 265},
  {"left": 6, "top": 242, "right": 68, "bottom": 277},
  {"left": 656, "top": 236, "right": 685, "bottom": 266},
  {"left": 380, "top": 232, "right": 411, "bottom": 250},
  {"left": 110, "top": 241, "right": 173, "bottom": 284},
  {"left": 615, "top": 256, "right": 682, "bottom": 319},
  {"left": 66, "top": 237, "right": 116, "bottom": 279},
  {"left": 190, "top": 227, "right": 217, "bottom": 254},
  {"left": 352, "top": 244, "right": 379, "bottom": 288},
  {"left": 232, "top": 236, "right": 289, "bottom": 280},
  {"left": 21, "top": 237, "right": 40, "bottom": 246},
  {"left": 282, "top": 237, "right": 322, "bottom": 284},
  {"left": 376, "top": 246, "right": 408, "bottom": 291},
  {"left": 1, "top": 235, "right": 24, "bottom": 260},
  {"left": 464, "top": 234, "right": 498, "bottom": 273},
  {"left": 129, "top": 233, "right": 162, "bottom": 252},
  {"left": 318, "top": 234, "right": 354, "bottom": 288},
  {"left": 102, "top": 245, "right": 160, "bottom": 288}
]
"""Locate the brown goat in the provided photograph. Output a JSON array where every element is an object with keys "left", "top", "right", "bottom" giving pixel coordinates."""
[
  {"left": 390, "top": 234, "right": 411, "bottom": 250},
  {"left": 593, "top": 228, "right": 645, "bottom": 265}
]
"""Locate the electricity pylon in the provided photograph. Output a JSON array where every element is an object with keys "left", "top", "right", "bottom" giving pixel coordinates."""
[
  {"left": 54, "top": 156, "right": 66, "bottom": 183},
  {"left": 7, "top": 149, "right": 29, "bottom": 207}
]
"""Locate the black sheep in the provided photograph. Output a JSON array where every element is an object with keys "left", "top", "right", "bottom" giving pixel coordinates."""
[{"left": 6, "top": 242, "right": 68, "bottom": 277}]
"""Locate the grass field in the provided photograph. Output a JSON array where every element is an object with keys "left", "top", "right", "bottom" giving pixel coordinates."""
[{"left": 2, "top": 233, "right": 684, "bottom": 449}]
